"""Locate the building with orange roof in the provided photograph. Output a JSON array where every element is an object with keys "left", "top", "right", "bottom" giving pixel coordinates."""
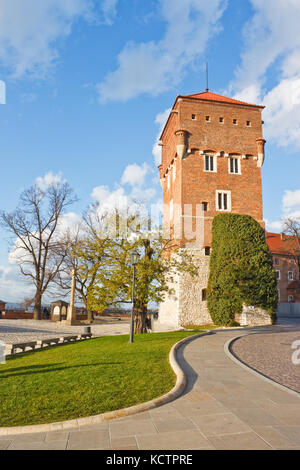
[{"left": 266, "top": 232, "right": 300, "bottom": 303}]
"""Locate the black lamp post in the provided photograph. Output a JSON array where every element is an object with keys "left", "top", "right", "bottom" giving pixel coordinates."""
[{"left": 129, "top": 249, "right": 139, "bottom": 343}]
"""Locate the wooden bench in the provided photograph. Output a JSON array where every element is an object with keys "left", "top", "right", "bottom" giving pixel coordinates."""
[
  {"left": 36, "top": 337, "right": 61, "bottom": 348},
  {"left": 6, "top": 341, "right": 37, "bottom": 355},
  {"left": 60, "top": 335, "right": 78, "bottom": 343},
  {"left": 77, "top": 333, "right": 93, "bottom": 340}
]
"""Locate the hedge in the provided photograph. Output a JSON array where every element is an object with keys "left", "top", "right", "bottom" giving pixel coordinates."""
[{"left": 207, "top": 213, "right": 278, "bottom": 326}]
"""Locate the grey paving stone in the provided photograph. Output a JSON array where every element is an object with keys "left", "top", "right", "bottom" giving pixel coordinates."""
[
  {"left": 174, "top": 400, "right": 228, "bottom": 418},
  {"left": 150, "top": 407, "right": 183, "bottom": 421},
  {"left": 136, "top": 430, "right": 213, "bottom": 450},
  {"left": 2, "top": 432, "right": 46, "bottom": 443},
  {"left": 8, "top": 441, "right": 67, "bottom": 450},
  {"left": 109, "top": 419, "right": 157, "bottom": 439},
  {"left": 0, "top": 440, "right": 12, "bottom": 450},
  {"left": 67, "top": 430, "right": 109, "bottom": 450},
  {"left": 154, "top": 418, "right": 197, "bottom": 433},
  {"left": 192, "top": 412, "right": 252, "bottom": 437},
  {"left": 230, "top": 407, "right": 282, "bottom": 427},
  {"left": 257, "top": 403, "right": 300, "bottom": 425},
  {"left": 45, "top": 431, "right": 70, "bottom": 442},
  {"left": 110, "top": 436, "right": 138, "bottom": 450},
  {"left": 252, "top": 426, "right": 298, "bottom": 449},
  {"left": 208, "top": 432, "right": 272, "bottom": 450},
  {"left": 273, "top": 426, "right": 300, "bottom": 447}
]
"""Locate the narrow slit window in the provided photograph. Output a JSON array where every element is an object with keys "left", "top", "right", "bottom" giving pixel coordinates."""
[
  {"left": 192, "top": 114, "right": 196, "bottom": 120},
  {"left": 206, "top": 116, "right": 210, "bottom": 122},
  {"left": 219, "top": 117, "right": 224, "bottom": 123},
  {"left": 205, "top": 155, "right": 214, "bottom": 172},
  {"left": 233, "top": 119, "right": 237, "bottom": 125},
  {"left": 205, "top": 247, "right": 210, "bottom": 256},
  {"left": 216, "top": 191, "right": 231, "bottom": 212},
  {"left": 202, "top": 289, "right": 207, "bottom": 301},
  {"left": 247, "top": 121, "right": 251, "bottom": 127},
  {"left": 229, "top": 157, "right": 240, "bottom": 174},
  {"left": 202, "top": 202, "right": 208, "bottom": 212}
]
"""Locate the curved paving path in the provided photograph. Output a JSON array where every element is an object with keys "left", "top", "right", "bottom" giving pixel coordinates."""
[{"left": 1, "top": 327, "right": 300, "bottom": 450}]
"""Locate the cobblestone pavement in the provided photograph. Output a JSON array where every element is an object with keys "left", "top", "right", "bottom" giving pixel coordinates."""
[
  {"left": 0, "top": 319, "right": 130, "bottom": 344},
  {"left": 231, "top": 329, "right": 300, "bottom": 393},
  {"left": 1, "top": 327, "right": 300, "bottom": 450},
  {"left": 0, "top": 319, "right": 175, "bottom": 345}
]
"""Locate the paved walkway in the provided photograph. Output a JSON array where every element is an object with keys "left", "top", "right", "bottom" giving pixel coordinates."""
[{"left": 1, "top": 327, "right": 300, "bottom": 450}]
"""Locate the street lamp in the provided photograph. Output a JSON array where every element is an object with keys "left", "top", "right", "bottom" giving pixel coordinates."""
[{"left": 129, "top": 249, "right": 139, "bottom": 343}]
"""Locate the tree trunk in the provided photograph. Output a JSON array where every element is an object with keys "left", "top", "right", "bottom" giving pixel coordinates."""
[
  {"left": 134, "top": 303, "right": 148, "bottom": 334},
  {"left": 33, "top": 290, "right": 42, "bottom": 320},
  {"left": 87, "top": 309, "right": 94, "bottom": 323}
]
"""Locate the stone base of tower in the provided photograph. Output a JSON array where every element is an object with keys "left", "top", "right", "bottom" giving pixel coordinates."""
[
  {"left": 235, "top": 306, "right": 272, "bottom": 327},
  {"left": 158, "top": 249, "right": 214, "bottom": 328},
  {"left": 158, "top": 249, "right": 273, "bottom": 329}
]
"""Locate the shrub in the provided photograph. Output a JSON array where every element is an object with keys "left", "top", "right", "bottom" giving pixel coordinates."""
[{"left": 207, "top": 214, "right": 278, "bottom": 326}]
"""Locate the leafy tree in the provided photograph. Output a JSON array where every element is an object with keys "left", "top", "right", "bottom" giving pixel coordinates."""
[
  {"left": 76, "top": 209, "right": 198, "bottom": 333},
  {"left": 207, "top": 213, "right": 278, "bottom": 326}
]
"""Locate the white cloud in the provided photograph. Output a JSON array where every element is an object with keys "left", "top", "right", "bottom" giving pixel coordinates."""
[
  {"left": 0, "top": 0, "right": 95, "bottom": 78},
  {"left": 101, "top": 0, "right": 118, "bottom": 25},
  {"left": 0, "top": 265, "right": 33, "bottom": 302},
  {"left": 152, "top": 108, "right": 171, "bottom": 166},
  {"left": 265, "top": 186, "right": 300, "bottom": 233},
  {"left": 91, "top": 185, "right": 130, "bottom": 212},
  {"left": 121, "top": 162, "right": 150, "bottom": 186},
  {"left": 230, "top": 0, "right": 300, "bottom": 149},
  {"left": 265, "top": 219, "right": 284, "bottom": 232},
  {"left": 283, "top": 189, "right": 300, "bottom": 212},
  {"left": 36, "top": 171, "right": 66, "bottom": 190},
  {"left": 97, "top": 0, "right": 227, "bottom": 102}
]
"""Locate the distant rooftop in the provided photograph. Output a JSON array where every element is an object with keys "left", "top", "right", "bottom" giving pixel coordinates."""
[{"left": 266, "top": 232, "right": 299, "bottom": 255}]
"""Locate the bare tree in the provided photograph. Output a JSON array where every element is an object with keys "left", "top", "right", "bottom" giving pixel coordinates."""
[
  {"left": 21, "top": 297, "right": 34, "bottom": 311},
  {"left": 0, "top": 181, "right": 76, "bottom": 319}
]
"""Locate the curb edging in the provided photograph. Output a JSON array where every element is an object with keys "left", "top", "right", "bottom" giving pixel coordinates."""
[
  {"left": 224, "top": 335, "right": 300, "bottom": 399},
  {"left": 0, "top": 332, "right": 209, "bottom": 436}
]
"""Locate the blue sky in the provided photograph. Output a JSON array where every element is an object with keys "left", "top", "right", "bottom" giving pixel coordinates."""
[{"left": 1, "top": 0, "right": 300, "bottom": 302}]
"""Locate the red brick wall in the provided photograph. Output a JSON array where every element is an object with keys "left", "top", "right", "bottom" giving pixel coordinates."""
[
  {"left": 1, "top": 311, "right": 34, "bottom": 319},
  {"left": 272, "top": 254, "right": 300, "bottom": 303},
  {"left": 160, "top": 96, "right": 265, "bottom": 246}
]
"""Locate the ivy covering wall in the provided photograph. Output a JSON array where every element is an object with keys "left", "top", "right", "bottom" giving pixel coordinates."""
[{"left": 207, "top": 213, "right": 278, "bottom": 326}]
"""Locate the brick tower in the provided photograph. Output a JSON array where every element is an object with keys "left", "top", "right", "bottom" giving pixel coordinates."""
[{"left": 158, "top": 91, "right": 267, "bottom": 327}]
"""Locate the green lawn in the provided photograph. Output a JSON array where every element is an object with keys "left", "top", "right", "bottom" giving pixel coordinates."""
[{"left": 0, "top": 331, "right": 200, "bottom": 427}]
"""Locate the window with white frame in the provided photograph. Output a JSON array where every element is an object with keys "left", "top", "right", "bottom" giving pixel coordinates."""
[
  {"left": 288, "top": 295, "right": 294, "bottom": 302},
  {"left": 204, "top": 154, "right": 216, "bottom": 172},
  {"left": 229, "top": 156, "right": 241, "bottom": 174},
  {"left": 216, "top": 190, "right": 231, "bottom": 211},
  {"left": 276, "top": 270, "right": 281, "bottom": 280},
  {"left": 288, "top": 271, "right": 294, "bottom": 280}
]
